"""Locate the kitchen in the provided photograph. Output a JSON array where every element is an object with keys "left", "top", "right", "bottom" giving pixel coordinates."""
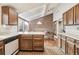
[{"left": 0, "top": 3, "right": 79, "bottom": 55}]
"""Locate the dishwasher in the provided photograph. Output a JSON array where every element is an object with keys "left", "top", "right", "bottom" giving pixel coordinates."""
[{"left": 5, "top": 39, "right": 19, "bottom": 55}]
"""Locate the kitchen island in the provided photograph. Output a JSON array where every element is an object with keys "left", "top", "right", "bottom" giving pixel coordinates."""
[{"left": 19, "top": 32, "right": 45, "bottom": 52}]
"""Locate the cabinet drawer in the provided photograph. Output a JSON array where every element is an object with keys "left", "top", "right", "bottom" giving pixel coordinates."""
[
  {"left": 33, "top": 35, "right": 44, "bottom": 38},
  {"left": 20, "top": 35, "right": 32, "bottom": 39}
]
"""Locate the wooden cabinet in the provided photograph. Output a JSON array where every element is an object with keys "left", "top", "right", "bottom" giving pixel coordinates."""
[
  {"left": 63, "top": 4, "right": 79, "bottom": 25},
  {"left": 19, "top": 35, "right": 32, "bottom": 50},
  {"left": 63, "top": 13, "right": 67, "bottom": 25},
  {"left": 74, "top": 4, "right": 79, "bottom": 24},
  {"left": 33, "top": 35, "right": 44, "bottom": 51},
  {"left": 9, "top": 7, "right": 18, "bottom": 25},
  {"left": 75, "top": 40, "right": 79, "bottom": 55},
  {"left": 0, "top": 41, "right": 5, "bottom": 55},
  {"left": 60, "top": 35, "right": 66, "bottom": 53},
  {"left": 66, "top": 8, "right": 74, "bottom": 25},
  {"left": 19, "top": 34, "right": 44, "bottom": 51},
  {"left": 67, "top": 37, "right": 75, "bottom": 55},
  {"left": 2, "top": 6, "right": 18, "bottom": 25}
]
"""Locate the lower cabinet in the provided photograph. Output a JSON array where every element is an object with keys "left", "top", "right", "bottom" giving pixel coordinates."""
[
  {"left": 0, "top": 41, "right": 4, "bottom": 55},
  {"left": 60, "top": 35, "right": 66, "bottom": 53},
  {"left": 75, "top": 40, "right": 79, "bottom": 55},
  {"left": 59, "top": 34, "right": 77, "bottom": 55},
  {"left": 33, "top": 35, "right": 44, "bottom": 51},
  {"left": 67, "top": 37, "right": 75, "bottom": 55},
  {"left": 0, "top": 46, "right": 4, "bottom": 55},
  {"left": 20, "top": 39, "right": 32, "bottom": 50},
  {"left": 19, "top": 34, "right": 44, "bottom": 51},
  {"left": 19, "top": 35, "right": 32, "bottom": 50},
  {"left": 67, "top": 41, "right": 74, "bottom": 55},
  {"left": 61, "top": 39, "right": 65, "bottom": 52}
]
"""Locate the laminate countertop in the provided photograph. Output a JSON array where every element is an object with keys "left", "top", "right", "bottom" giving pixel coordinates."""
[
  {"left": 0, "top": 33, "right": 19, "bottom": 41},
  {"left": 0, "top": 32, "right": 45, "bottom": 41},
  {"left": 59, "top": 32, "right": 79, "bottom": 40},
  {"left": 18, "top": 32, "right": 45, "bottom": 35}
]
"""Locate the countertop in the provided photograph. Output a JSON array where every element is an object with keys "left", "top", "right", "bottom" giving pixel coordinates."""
[
  {"left": 0, "top": 32, "right": 45, "bottom": 41},
  {"left": 0, "top": 33, "right": 19, "bottom": 41},
  {"left": 18, "top": 32, "right": 45, "bottom": 35},
  {"left": 59, "top": 32, "right": 79, "bottom": 40}
]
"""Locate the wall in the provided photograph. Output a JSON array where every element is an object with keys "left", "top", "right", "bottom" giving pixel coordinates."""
[
  {"left": 53, "top": 3, "right": 77, "bottom": 21},
  {"left": 65, "top": 25, "right": 79, "bottom": 35},
  {"left": 29, "top": 14, "right": 53, "bottom": 32}
]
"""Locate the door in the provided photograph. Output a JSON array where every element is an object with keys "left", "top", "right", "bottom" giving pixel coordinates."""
[
  {"left": 66, "top": 8, "right": 74, "bottom": 25},
  {"left": 74, "top": 4, "right": 79, "bottom": 24}
]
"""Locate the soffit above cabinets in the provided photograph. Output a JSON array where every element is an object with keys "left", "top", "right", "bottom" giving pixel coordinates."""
[{"left": 0, "top": 3, "right": 59, "bottom": 21}]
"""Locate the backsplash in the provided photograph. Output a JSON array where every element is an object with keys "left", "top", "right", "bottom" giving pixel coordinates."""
[
  {"left": 0, "top": 25, "right": 17, "bottom": 34},
  {"left": 65, "top": 25, "right": 79, "bottom": 35}
]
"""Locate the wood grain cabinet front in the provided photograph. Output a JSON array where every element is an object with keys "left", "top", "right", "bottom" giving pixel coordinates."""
[
  {"left": 0, "top": 41, "right": 5, "bottom": 55},
  {"left": 74, "top": 4, "right": 79, "bottom": 24},
  {"left": 67, "top": 37, "right": 75, "bottom": 55},
  {"left": 33, "top": 35, "right": 44, "bottom": 51},
  {"left": 63, "top": 13, "right": 67, "bottom": 25},
  {"left": 75, "top": 40, "right": 79, "bottom": 55},
  {"left": 63, "top": 4, "right": 79, "bottom": 25},
  {"left": 19, "top": 35, "right": 44, "bottom": 51},
  {"left": 19, "top": 35, "right": 32, "bottom": 51},
  {"left": 2, "top": 6, "right": 18, "bottom": 25},
  {"left": 66, "top": 8, "right": 74, "bottom": 25}
]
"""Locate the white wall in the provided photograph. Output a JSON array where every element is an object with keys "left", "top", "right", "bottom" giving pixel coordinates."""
[{"left": 53, "top": 3, "right": 77, "bottom": 21}]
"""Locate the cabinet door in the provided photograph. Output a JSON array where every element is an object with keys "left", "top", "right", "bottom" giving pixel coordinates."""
[
  {"left": 74, "top": 4, "right": 79, "bottom": 24},
  {"left": 0, "top": 46, "right": 4, "bottom": 55},
  {"left": 67, "top": 42, "right": 74, "bottom": 55},
  {"left": 9, "top": 8, "right": 18, "bottom": 25},
  {"left": 20, "top": 39, "right": 32, "bottom": 50},
  {"left": 63, "top": 13, "right": 67, "bottom": 25},
  {"left": 19, "top": 35, "right": 32, "bottom": 50},
  {"left": 0, "top": 41, "right": 4, "bottom": 55},
  {"left": 75, "top": 40, "right": 79, "bottom": 55},
  {"left": 66, "top": 8, "right": 74, "bottom": 25},
  {"left": 33, "top": 35, "right": 44, "bottom": 51},
  {"left": 2, "top": 6, "right": 9, "bottom": 25}
]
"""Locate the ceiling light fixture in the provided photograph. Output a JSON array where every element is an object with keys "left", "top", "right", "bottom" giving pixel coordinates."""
[{"left": 37, "top": 21, "right": 42, "bottom": 25}]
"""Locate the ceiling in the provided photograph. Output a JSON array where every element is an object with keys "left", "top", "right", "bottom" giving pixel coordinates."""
[{"left": 0, "top": 3, "right": 59, "bottom": 21}]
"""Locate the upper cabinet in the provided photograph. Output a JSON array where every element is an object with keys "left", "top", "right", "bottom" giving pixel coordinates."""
[
  {"left": 66, "top": 8, "right": 74, "bottom": 25},
  {"left": 63, "top": 4, "right": 79, "bottom": 25},
  {"left": 74, "top": 4, "right": 79, "bottom": 24},
  {"left": 63, "top": 12, "right": 67, "bottom": 25},
  {"left": 2, "top": 6, "right": 18, "bottom": 25}
]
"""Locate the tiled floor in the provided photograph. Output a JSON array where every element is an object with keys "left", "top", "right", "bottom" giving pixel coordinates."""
[{"left": 17, "top": 39, "right": 64, "bottom": 55}]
